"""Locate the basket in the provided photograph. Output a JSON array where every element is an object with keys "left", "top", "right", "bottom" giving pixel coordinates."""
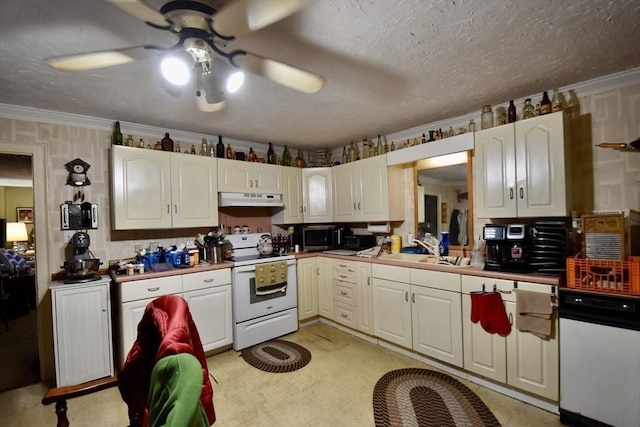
[{"left": 566, "top": 257, "right": 640, "bottom": 295}]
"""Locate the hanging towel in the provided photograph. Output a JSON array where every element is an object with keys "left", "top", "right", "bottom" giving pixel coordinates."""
[
  {"left": 470, "top": 291, "right": 511, "bottom": 335},
  {"left": 516, "top": 289, "right": 554, "bottom": 340}
]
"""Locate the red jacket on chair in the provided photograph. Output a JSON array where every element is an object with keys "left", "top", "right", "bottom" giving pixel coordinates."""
[{"left": 117, "top": 295, "right": 215, "bottom": 426}]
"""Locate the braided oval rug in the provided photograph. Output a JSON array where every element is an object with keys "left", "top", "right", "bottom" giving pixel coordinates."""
[
  {"left": 373, "top": 368, "right": 501, "bottom": 427},
  {"left": 240, "top": 339, "right": 311, "bottom": 373}
]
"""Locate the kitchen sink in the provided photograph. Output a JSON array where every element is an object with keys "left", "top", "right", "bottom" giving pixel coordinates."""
[{"left": 379, "top": 253, "right": 471, "bottom": 267}]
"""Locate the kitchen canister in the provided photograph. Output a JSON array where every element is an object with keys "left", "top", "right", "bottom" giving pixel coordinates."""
[{"left": 391, "top": 235, "right": 401, "bottom": 253}]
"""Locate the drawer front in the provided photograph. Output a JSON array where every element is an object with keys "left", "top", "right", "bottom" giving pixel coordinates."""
[
  {"left": 121, "top": 276, "right": 182, "bottom": 303},
  {"left": 334, "top": 280, "right": 356, "bottom": 305},
  {"left": 183, "top": 269, "right": 232, "bottom": 292},
  {"left": 461, "top": 275, "right": 514, "bottom": 299},
  {"left": 410, "top": 269, "right": 461, "bottom": 292},
  {"left": 333, "top": 268, "right": 355, "bottom": 283},
  {"left": 334, "top": 301, "right": 357, "bottom": 329},
  {"left": 372, "top": 264, "right": 411, "bottom": 283},
  {"left": 333, "top": 260, "right": 355, "bottom": 273}
]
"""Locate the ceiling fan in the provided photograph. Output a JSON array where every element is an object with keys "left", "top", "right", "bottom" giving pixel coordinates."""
[{"left": 46, "top": 0, "right": 325, "bottom": 112}]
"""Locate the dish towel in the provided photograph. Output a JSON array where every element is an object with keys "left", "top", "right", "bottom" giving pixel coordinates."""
[
  {"left": 470, "top": 291, "right": 511, "bottom": 336},
  {"left": 516, "top": 289, "right": 554, "bottom": 339}
]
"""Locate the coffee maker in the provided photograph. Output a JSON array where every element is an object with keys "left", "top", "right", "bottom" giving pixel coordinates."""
[{"left": 483, "top": 224, "right": 532, "bottom": 272}]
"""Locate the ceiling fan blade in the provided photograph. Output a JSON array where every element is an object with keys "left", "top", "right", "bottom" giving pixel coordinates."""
[
  {"left": 46, "top": 46, "right": 156, "bottom": 71},
  {"left": 232, "top": 52, "right": 325, "bottom": 94},
  {"left": 212, "top": 0, "right": 308, "bottom": 38},
  {"left": 103, "top": 0, "right": 169, "bottom": 27}
]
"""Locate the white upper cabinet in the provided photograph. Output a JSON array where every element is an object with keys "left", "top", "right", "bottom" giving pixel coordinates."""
[
  {"left": 474, "top": 112, "right": 571, "bottom": 218},
  {"left": 217, "top": 158, "right": 282, "bottom": 194},
  {"left": 275, "top": 166, "right": 304, "bottom": 224},
  {"left": 111, "top": 146, "right": 218, "bottom": 229},
  {"left": 302, "top": 167, "right": 333, "bottom": 223},
  {"left": 333, "top": 155, "right": 404, "bottom": 222}
]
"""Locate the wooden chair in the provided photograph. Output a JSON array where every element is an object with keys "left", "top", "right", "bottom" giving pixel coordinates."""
[{"left": 41, "top": 376, "right": 138, "bottom": 427}]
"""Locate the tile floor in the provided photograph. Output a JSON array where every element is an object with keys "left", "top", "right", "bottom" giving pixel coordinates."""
[{"left": 0, "top": 322, "right": 563, "bottom": 426}]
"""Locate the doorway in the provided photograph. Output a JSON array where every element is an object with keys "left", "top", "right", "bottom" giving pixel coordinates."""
[
  {"left": 0, "top": 152, "right": 40, "bottom": 392},
  {"left": 419, "top": 194, "right": 439, "bottom": 239}
]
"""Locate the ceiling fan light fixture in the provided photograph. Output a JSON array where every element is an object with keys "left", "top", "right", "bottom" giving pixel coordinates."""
[
  {"left": 160, "top": 55, "right": 191, "bottom": 86},
  {"left": 211, "top": 58, "right": 244, "bottom": 94}
]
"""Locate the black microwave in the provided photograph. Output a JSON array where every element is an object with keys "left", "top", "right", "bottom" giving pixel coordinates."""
[
  {"left": 302, "top": 225, "right": 348, "bottom": 251},
  {"left": 344, "top": 234, "right": 377, "bottom": 251}
]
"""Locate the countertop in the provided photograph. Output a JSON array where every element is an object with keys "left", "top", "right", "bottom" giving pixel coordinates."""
[
  {"left": 295, "top": 251, "right": 563, "bottom": 286},
  {"left": 109, "top": 261, "right": 234, "bottom": 283}
]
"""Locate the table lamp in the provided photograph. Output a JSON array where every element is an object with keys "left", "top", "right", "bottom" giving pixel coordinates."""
[{"left": 6, "top": 222, "right": 28, "bottom": 252}]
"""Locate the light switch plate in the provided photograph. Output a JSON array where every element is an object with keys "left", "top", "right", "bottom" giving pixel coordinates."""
[{"left": 63, "top": 230, "right": 75, "bottom": 242}]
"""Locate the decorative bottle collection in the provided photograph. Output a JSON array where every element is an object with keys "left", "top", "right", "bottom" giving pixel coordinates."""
[{"left": 476, "top": 89, "right": 563, "bottom": 130}]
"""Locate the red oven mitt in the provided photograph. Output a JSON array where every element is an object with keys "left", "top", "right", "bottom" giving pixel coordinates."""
[{"left": 479, "top": 292, "right": 511, "bottom": 336}]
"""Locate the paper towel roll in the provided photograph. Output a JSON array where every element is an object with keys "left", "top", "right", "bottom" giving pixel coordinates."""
[{"left": 367, "top": 223, "right": 390, "bottom": 233}]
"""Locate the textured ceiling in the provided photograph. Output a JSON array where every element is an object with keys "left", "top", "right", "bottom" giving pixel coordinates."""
[{"left": 0, "top": 0, "right": 639, "bottom": 150}]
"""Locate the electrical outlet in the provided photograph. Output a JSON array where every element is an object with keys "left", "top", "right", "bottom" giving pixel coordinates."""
[{"left": 134, "top": 244, "right": 142, "bottom": 253}]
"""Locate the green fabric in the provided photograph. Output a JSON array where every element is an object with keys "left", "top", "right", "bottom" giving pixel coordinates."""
[{"left": 148, "top": 353, "right": 209, "bottom": 427}]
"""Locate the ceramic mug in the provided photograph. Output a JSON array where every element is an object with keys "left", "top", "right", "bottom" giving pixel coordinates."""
[
  {"left": 242, "top": 225, "right": 250, "bottom": 234},
  {"left": 234, "top": 226, "right": 241, "bottom": 234}
]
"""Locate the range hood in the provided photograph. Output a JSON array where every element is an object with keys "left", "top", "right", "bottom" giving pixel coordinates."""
[{"left": 218, "top": 192, "right": 284, "bottom": 207}]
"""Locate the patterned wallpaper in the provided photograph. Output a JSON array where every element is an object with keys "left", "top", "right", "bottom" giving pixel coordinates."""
[{"left": 0, "top": 80, "right": 638, "bottom": 275}]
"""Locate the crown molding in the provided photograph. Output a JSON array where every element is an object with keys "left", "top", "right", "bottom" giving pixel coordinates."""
[
  {"left": 385, "top": 66, "right": 640, "bottom": 143},
  {"left": 2, "top": 67, "right": 638, "bottom": 151}
]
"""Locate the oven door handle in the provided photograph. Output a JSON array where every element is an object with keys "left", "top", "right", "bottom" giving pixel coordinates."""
[{"left": 255, "top": 284, "right": 287, "bottom": 296}]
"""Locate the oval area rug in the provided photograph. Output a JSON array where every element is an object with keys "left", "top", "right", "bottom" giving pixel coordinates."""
[
  {"left": 240, "top": 339, "right": 311, "bottom": 373},
  {"left": 373, "top": 368, "right": 501, "bottom": 426}
]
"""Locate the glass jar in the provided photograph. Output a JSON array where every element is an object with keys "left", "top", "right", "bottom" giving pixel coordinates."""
[
  {"left": 522, "top": 98, "right": 535, "bottom": 119},
  {"left": 481, "top": 105, "right": 494, "bottom": 129}
]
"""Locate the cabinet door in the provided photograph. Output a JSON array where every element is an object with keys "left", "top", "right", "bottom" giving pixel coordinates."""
[
  {"left": 473, "top": 125, "right": 517, "bottom": 218},
  {"left": 297, "top": 258, "right": 319, "bottom": 321},
  {"left": 372, "top": 278, "right": 412, "bottom": 348},
  {"left": 515, "top": 112, "right": 569, "bottom": 217},
  {"left": 253, "top": 163, "right": 283, "bottom": 194},
  {"left": 356, "top": 261, "right": 373, "bottom": 335},
  {"left": 217, "top": 158, "right": 251, "bottom": 192},
  {"left": 505, "top": 287, "right": 558, "bottom": 400},
  {"left": 359, "top": 155, "right": 389, "bottom": 221},
  {"left": 317, "top": 257, "right": 334, "bottom": 319},
  {"left": 282, "top": 167, "right": 303, "bottom": 224},
  {"left": 53, "top": 283, "right": 113, "bottom": 386},
  {"left": 112, "top": 145, "right": 172, "bottom": 229},
  {"left": 302, "top": 168, "right": 333, "bottom": 223},
  {"left": 184, "top": 286, "right": 232, "bottom": 352},
  {"left": 170, "top": 153, "right": 218, "bottom": 227},
  {"left": 332, "top": 162, "right": 358, "bottom": 221},
  {"left": 120, "top": 298, "right": 153, "bottom": 365},
  {"left": 462, "top": 295, "right": 507, "bottom": 382},
  {"left": 412, "top": 286, "right": 463, "bottom": 367}
]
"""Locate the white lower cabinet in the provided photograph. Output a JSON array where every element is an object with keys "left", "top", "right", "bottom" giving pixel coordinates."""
[
  {"left": 372, "top": 265, "right": 412, "bottom": 348},
  {"left": 51, "top": 277, "right": 113, "bottom": 387},
  {"left": 183, "top": 269, "right": 232, "bottom": 352},
  {"left": 115, "top": 268, "right": 232, "bottom": 366},
  {"left": 410, "top": 269, "right": 463, "bottom": 368},
  {"left": 461, "top": 276, "right": 558, "bottom": 400},
  {"left": 317, "top": 257, "right": 333, "bottom": 319},
  {"left": 333, "top": 259, "right": 372, "bottom": 334},
  {"left": 297, "top": 257, "right": 319, "bottom": 321}
]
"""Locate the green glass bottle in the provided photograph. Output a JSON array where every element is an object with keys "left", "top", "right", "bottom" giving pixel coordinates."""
[
  {"left": 282, "top": 145, "right": 292, "bottom": 166},
  {"left": 113, "top": 121, "right": 123, "bottom": 145}
]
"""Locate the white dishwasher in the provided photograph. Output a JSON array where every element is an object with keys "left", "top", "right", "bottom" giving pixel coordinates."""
[{"left": 559, "top": 289, "right": 640, "bottom": 427}]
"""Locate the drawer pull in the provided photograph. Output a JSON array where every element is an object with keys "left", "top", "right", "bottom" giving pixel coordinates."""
[
  {"left": 341, "top": 313, "right": 348, "bottom": 318},
  {"left": 204, "top": 278, "right": 214, "bottom": 283},
  {"left": 338, "top": 264, "right": 347, "bottom": 268},
  {"left": 148, "top": 287, "right": 160, "bottom": 292},
  {"left": 340, "top": 291, "right": 348, "bottom": 295},
  {"left": 339, "top": 274, "right": 348, "bottom": 279}
]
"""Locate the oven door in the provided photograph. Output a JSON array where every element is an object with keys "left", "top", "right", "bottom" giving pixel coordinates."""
[{"left": 233, "top": 260, "right": 297, "bottom": 323}]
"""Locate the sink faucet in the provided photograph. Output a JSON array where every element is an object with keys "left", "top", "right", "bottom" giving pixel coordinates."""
[{"left": 408, "top": 236, "right": 439, "bottom": 256}]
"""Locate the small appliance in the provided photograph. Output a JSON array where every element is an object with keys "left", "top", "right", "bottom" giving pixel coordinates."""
[
  {"left": 483, "top": 224, "right": 532, "bottom": 272},
  {"left": 60, "top": 202, "right": 98, "bottom": 229},
  {"left": 61, "top": 231, "right": 102, "bottom": 283},
  {"left": 344, "top": 234, "right": 377, "bottom": 251},
  {"left": 302, "top": 225, "right": 348, "bottom": 252}
]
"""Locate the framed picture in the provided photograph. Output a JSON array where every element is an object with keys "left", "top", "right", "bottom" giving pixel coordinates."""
[{"left": 17, "top": 207, "right": 33, "bottom": 223}]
